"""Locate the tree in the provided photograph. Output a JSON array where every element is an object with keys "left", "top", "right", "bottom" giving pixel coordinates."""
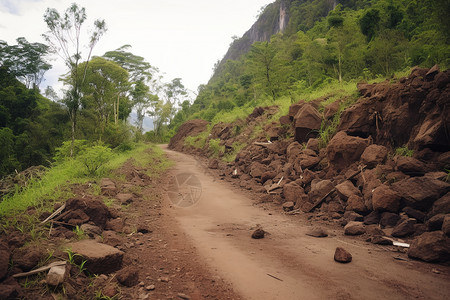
[
  {"left": 0, "top": 38, "right": 51, "bottom": 88},
  {"left": 367, "top": 29, "right": 408, "bottom": 76},
  {"left": 132, "top": 78, "right": 158, "bottom": 136},
  {"left": 246, "top": 41, "right": 279, "bottom": 100},
  {"left": 77, "top": 57, "right": 129, "bottom": 138},
  {"left": 103, "top": 45, "right": 155, "bottom": 82},
  {"left": 359, "top": 8, "right": 380, "bottom": 41},
  {"left": 42, "top": 3, "right": 106, "bottom": 156}
]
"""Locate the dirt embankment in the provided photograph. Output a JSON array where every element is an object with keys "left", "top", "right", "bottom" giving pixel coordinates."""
[{"left": 169, "top": 66, "right": 450, "bottom": 264}]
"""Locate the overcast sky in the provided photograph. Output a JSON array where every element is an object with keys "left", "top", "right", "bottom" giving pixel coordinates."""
[{"left": 0, "top": 0, "right": 274, "bottom": 96}]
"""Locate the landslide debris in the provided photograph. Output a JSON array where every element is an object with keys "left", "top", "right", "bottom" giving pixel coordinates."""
[{"left": 170, "top": 66, "right": 450, "bottom": 264}]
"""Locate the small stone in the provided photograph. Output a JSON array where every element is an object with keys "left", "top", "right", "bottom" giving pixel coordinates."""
[
  {"left": 116, "top": 266, "right": 139, "bottom": 287},
  {"left": 305, "top": 227, "right": 328, "bottom": 238},
  {"left": 371, "top": 236, "right": 393, "bottom": 245},
  {"left": 282, "top": 201, "right": 295, "bottom": 212},
  {"left": 344, "top": 221, "right": 366, "bottom": 236},
  {"left": 251, "top": 228, "right": 265, "bottom": 239},
  {"left": 177, "top": 293, "right": 191, "bottom": 300},
  {"left": 334, "top": 247, "right": 352, "bottom": 263},
  {"left": 146, "top": 284, "right": 155, "bottom": 291},
  {"left": 160, "top": 276, "right": 169, "bottom": 283},
  {"left": 46, "top": 264, "right": 67, "bottom": 286}
]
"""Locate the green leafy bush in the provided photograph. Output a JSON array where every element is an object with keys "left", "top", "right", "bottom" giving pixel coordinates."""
[
  {"left": 53, "top": 140, "right": 89, "bottom": 162},
  {"left": 78, "top": 145, "right": 113, "bottom": 176}
]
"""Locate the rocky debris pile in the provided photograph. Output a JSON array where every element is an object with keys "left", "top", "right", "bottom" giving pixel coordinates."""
[
  {"left": 171, "top": 66, "right": 450, "bottom": 263},
  {"left": 168, "top": 119, "right": 208, "bottom": 151},
  {"left": 0, "top": 172, "right": 154, "bottom": 299}
]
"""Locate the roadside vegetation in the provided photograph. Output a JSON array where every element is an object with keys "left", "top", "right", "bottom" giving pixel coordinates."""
[{"left": 0, "top": 142, "right": 170, "bottom": 235}]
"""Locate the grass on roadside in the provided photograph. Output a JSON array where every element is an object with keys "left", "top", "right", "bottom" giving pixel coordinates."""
[{"left": 0, "top": 143, "right": 171, "bottom": 221}]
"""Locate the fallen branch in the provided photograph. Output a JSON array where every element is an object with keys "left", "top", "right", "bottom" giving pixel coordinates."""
[
  {"left": 13, "top": 261, "right": 66, "bottom": 278},
  {"left": 308, "top": 188, "right": 336, "bottom": 212},
  {"left": 346, "top": 165, "right": 367, "bottom": 181},
  {"left": 266, "top": 273, "right": 283, "bottom": 281},
  {"left": 41, "top": 204, "right": 66, "bottom": 224}
]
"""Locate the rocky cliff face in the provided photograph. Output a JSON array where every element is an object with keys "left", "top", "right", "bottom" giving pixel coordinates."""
[{"left": 218, "top": 0, "right": 291, "bottom": 67}]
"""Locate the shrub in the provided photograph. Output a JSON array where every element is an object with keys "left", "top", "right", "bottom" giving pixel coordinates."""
[
  {"left": 78, "top": 145, "right": 113, "bottom": 176},
  {"left": 53, "top": 140, "right": 89, "bottom": 163}
]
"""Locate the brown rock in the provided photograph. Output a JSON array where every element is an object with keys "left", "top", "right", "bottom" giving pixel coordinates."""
[
  {"left": 305, "top": 227, "right": 328, "bottom": 238},
  {"left": 286, "top": 142, "right": 303, "bottom": 161},
  {"left": 408, "top": 231, "right": 450, "bottom": 262},
  {"left": 117, "top": 266, "right": 139, "bottom": 287},
  {"left": 282, "top": 201, "right": 295, "bottom": 212},
  {"left": 442, "top": 215, "right": 450, "bottom": 237},
  {"left": 392, "top": 218, "right": 417, "bottom": 238},
  {"left": 294, "top": 104, "right": 322, "bottom": 143},
  {"left": 68, "top": 240, "right": 124, "bottom": 274},
  {"left": 380, "top": 212, "right": 400, "bottom": 228},
  {"left": 334, "top": 247, "right": 352, "bottom": 263},
  {"left": 327, "top": 131, "right": 368, "bottom": 172},
  {"left": 251, "top": 228, "right": 265, "bottom": 239},
  {"left": 402, "top": 207, "right": 426, "bottom": 223},
  {"left": 371, "top": 236, "right": 393, "bottom": 245},
  {"left": 80, "top": 224, "right": 102, "bottom": 237},
  {"left": 13, "top": 248, "right": 43, "bottom": 272},
  {"left": 396, "top": 156, "right": 428, "bottom": 176},
  {"left": 0, "top": 277, "right": 22, "bottom": 299},
  {"left": 428, "top": 192, "right": 450, "bottom": 218},
  {"left": 306, "top": 138, "right": 320, "bottom": 153},
  {"left": 363, "top": 211, "right": 381, "bottom": 225},
  {"left": 372, "top": 185, "right": 401, "bottom": 213},
  {"left": 392, "top": 177, "right": 450, "bottom": 211},
  {"left": 309, "top": 180, "right": 334, "bottom": 203},
  {"left": 102, "top": 231, "right": 122, "bottom": 247},
  {"left": 344, "top": 211, "right": 363, "bottom": 222},
  {"left": 344, "top": 221, "right": 366, "bottom": 236},
  {"left": 250, "top": 162, "right": 266, "bottom": 178},
  {"left": 65, "top": 197, "right": 111, "bottom": 229},
  {"left": 208, "top": 159, "right": 219, "bottom": 169},
  {"left": 324, "top": 100, "right": 340, "bottom": 120},
  {"left": 116, "top": 193, "right": 133, "bottom": 204},
  {"left": 335, "top": 180, "right": 361, "bottom": 201},
  {"left": 288, "top": 101, "right": 306, "bottom": 120},
  {"left": 360, "top": 144, "right": 388, "bottom": 168},
  {"left": 0, "top": 245, "right": 10, "bottom": 280},
  {"left": 426, "top": 214, "right": 445, "bottom": 231},
  {"left": 168, "top": 119, "right": 208, "bottom": 151},
  {"left": 105, "top": 218, "right": 125, "bottom": 233},
  {"left": 346, "top": 195, "right": 367, "bottom": 214}
]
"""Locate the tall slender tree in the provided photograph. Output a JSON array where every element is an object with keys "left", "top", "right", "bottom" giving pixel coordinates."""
[{"left": 42, "top": 3, "right": 106, "bottom": 156}]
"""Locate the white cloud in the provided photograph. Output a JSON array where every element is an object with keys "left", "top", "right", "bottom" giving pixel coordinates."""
[{"left": 0, "top": 0, "right": 274, "bottom": 95}]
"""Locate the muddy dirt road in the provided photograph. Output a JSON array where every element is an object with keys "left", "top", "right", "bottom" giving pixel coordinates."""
[{"left": 161, "top": 145, "right": 450, "bottom": 300}]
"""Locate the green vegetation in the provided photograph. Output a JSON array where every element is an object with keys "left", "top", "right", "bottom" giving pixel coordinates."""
[
  {"left": 0, "top": 143, "right": 167, "bottom": 217},
  {"left": 170, "top": 0, "right": 449, "bottom": 135},
  {"left": 395, "top": 145, "right": 414, "bottom": 157}
]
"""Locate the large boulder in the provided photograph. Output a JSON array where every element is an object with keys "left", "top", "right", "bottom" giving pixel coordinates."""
[
  {"left": 428, "top": 192, "right": 450, "bottom": 218},
  {"left": 293, "top": 104, "right": 322, "bottom": 143},
  {"left": 327, "top": 131, "right": 368, "bottom": 172},
  {"left": 408, "top": 231, "right": 450, "bottom": 262},
  {"left": 392, "top": 177, "right": 450, "bottom": 211},
  {"left": 360, "top": 144, "right": 388, "bottom": 168},
  {"left": 392, "top": 218, "right": 416, "bottom": 237},
  {"left": 396, "top": 156, "right": 428, "bottom": 176},
  {"left": 372, "top": 185, "right": 401, "bottom": 213},
  {"left": 344, "top": 221, "right": 366, "bottom": 236},
  {"left": 335, "top": 180, "right": 361, "bottom": 201}
]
